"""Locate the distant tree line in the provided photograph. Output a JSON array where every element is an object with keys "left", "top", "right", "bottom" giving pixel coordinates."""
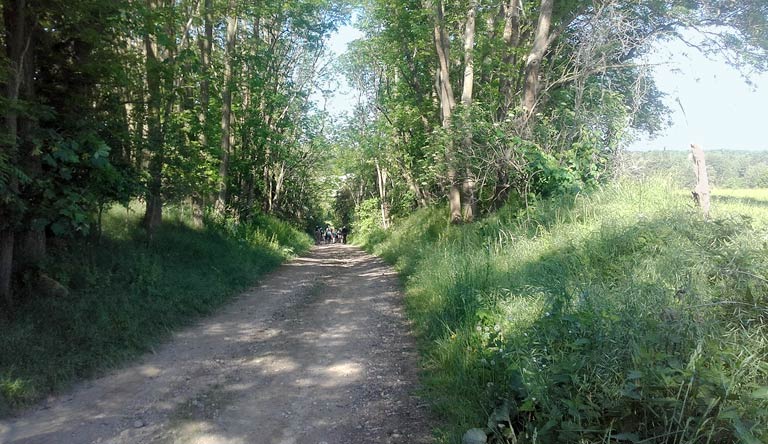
[{"left": 620, "top": 150, "right": 768, "bottom": 189}]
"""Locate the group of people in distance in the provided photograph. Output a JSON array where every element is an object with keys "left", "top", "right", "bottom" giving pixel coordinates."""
[{"left": 314, "top": 226, "right": 349, "bottom": 245}]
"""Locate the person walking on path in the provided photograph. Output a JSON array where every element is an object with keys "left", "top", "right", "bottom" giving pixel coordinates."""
[{"left": 341, "top": 226, "right": 349, "bottom": 244}]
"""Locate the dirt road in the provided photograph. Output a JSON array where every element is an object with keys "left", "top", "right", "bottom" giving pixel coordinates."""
[{"left": 0, "top": 244, "right": 433, "bottom": 444}]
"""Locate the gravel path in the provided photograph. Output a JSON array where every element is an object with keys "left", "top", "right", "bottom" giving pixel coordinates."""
[{"left": 0, "top": 244, "right": 433, "bottom": 444}]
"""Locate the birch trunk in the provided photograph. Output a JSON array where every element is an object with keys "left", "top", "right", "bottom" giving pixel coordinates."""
[
  {"left": 522, "top": 0, "right": 554, "bottom": 121},
  {"left": 375, "top": 160, "right": 390, "bottom": 229},
  {"left": 460, "top": 0, "right": 478, "bottom": 222},
  {"left": 272, "top": 162, "right": 286, "bottom": 213}
]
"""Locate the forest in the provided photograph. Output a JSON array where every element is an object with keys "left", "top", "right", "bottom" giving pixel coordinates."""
[{"left": 2, "top": 0, "right": 768, "bottom": 443}]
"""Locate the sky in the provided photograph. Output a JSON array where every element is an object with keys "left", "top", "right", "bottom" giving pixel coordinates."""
[
  {"left": 629, "top": 38, "right": 768, "bottom": 151},
  {"left": 321, "top": 23, "right": 364, "bottom": 117},
  {"left": 322, "top": 23, "right": 768, "bottom": 151}
]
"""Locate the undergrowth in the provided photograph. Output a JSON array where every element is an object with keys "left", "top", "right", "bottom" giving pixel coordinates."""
[
  {"left": 0, "top": 205, "right": 312, "bottom": 416},
  {"left": 359, "top": 179, "right": 768, "bottom": 444}
]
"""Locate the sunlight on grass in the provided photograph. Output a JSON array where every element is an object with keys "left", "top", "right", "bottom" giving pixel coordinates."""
[
  {"left": 360, "top": 178, "right": 768, "bottom": 444},
  {"left": 0, "top": 204, "right": 312, "bottom": 416}
]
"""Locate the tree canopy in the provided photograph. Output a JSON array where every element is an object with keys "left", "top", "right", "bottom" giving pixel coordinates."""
[
  {"left": 1, "top": 0, "right": 351, "bottom": 306},
  {"left": 333, "top": 0, "right": 768, "bottom": 227}
]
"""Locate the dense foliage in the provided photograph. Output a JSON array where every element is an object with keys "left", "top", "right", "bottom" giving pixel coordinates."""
[
  {"left": 620, "top": 150, "right": 768, "bottom": 189},
  {"left": 359, "top": 180, "right": 768, "bottom": 443},
  {"left": 2, "top": 0, "right": 768, "bottom": 440},
  {"left": 1, "top": 0, "right": 350, "bottom": 309},
  {"left": 333, "top": 0, "right": 768, "bottom": 230}
]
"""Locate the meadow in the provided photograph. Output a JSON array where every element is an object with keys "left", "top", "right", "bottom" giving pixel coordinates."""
[
  {"left": 360, "top": 180, "right": 768, "bottom": 443},
  {"left": 0, "top": 206, "right": 312, "bottom": 416}
]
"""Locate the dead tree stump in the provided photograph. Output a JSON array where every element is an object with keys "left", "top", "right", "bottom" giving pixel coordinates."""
[{"left": 690, "top": 143, "right": 710, "bottom": 218}]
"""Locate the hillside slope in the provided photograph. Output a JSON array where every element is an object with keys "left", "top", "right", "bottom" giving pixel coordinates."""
[{"left": 361, "top": 180, "right": 768, "bottom": 443}]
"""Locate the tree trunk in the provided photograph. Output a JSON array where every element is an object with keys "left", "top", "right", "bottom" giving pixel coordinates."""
[
  {"left": 1, "top": 0, "right": 28, "bottom": 308},
  {"left": 198, "top": 0, "right": 212, "bottom": 126},
  {"left": 2, "top": 0, "right": 41, "bottom": 307},
  {"left": 0, "top": 230, "right": 13, "bottom": 309},
  {"left": 245, "top": 163, "right": 256, "bottom": 220},
  {"left": 460, "top": 0, "right": 478, "bottom": 222},
  {"left": 215, "top": 4, "right": 238, "bottom": 215},
  {"left": 193, "top": 0, "right": 213, "bottom": 228},
  {"left": 16, "top": 230, "right": 45, "bottom": 267},
  {"left": 16, "top": 15, "right": 44, "bottom": 267},
  {"left": 263, "top": 146, "right": 272, "bottom": 213},
  {"left": 375, "top": 160, "right": 390, "bottom": 229},
  {"left": 522, "top": 0, "right": 554, "bottom": 121},
  {"left": 690, "top": 143, "right": 711, "bottom": 218},
  {"left": 142, "top": 0, "right": 164, "bottom": 234},
  {"left": 496, "top": 0, "right": 521, "bottom": 122},
  {"left": 272, "top": 161, "right": 286, "bottom": 213},
  {"left": 429, "top": 0, "right": 461, "bottom": 224}
]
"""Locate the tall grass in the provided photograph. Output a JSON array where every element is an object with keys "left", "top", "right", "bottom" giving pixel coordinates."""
[
  {"left": 360, "top": 179, "right": 768, "bottom": 443},
  {"left": 0, "top": 205, "right": 312, "bottom": 416}
]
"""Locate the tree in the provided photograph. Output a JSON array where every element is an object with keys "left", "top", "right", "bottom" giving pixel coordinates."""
[
  {"left": 521, "top": 0, "right": 554, "bottom": 122},
  {"left": 339, "top": 0, "right": 768, "bottom": 227},
  {"left": 215, "top": 0, "right": 239, "bottom": 216},
  {"left": 0, "top": 0, "right": 351, "bottom": 310}
]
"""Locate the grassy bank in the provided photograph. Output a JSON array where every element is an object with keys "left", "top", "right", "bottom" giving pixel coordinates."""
[
  {"left": 0, "top": 206, "right": 312, "bottom": 416},
  {"left": 360, "top": 180, "right": 768, "bottom": 443}
]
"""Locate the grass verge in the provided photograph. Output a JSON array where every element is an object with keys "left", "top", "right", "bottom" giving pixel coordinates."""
[
  {"left": 0, "top": 206, "right": 312, "bottom": 416},
  {"left": 359, "top": 180, "right": 768, "bottom": 444}
]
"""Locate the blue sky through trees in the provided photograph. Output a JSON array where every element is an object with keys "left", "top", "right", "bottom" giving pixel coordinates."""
[{"left": 323, "top": 23, "right": 768, "bottom": 151}]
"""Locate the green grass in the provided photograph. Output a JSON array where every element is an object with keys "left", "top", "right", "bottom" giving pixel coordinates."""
[
  {"left": 359, "top": 180, "right": 768, "bottom": 444},
  {"left": 0, "top": 205, "right": 312, "bottom": 416}
]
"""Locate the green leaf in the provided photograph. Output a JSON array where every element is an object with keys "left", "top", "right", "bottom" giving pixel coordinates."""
[{"left": 476, "top": 308, "right": 493, "bottom": 321}]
